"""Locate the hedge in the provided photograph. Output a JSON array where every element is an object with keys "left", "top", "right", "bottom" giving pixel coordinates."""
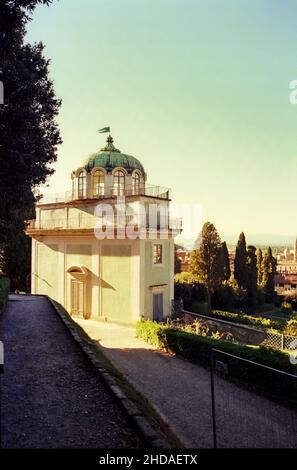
[
  {"left": 136, "top": 320, "right": 297, "bottom": 407},
  {"left": 206, "top": 309, "right": 281, "bottom": 330},
  {"left": 0, "top": 277, "right": 10, "bottom": 311}
]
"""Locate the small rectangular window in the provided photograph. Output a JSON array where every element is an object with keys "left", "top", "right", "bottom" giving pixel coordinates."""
[{"left": 153, "top": 244, "right": 162, "bottom": 264}]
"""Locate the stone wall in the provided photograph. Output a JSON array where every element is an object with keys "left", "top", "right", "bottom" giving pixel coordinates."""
[{"left": 180, "top": 310, "right": 266, "bottom": 346}]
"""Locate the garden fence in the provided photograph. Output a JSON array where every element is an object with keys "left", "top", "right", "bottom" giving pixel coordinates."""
[
  {"left": 209, "top": 348, "right": 297, "bottom": 448},
  {"left": 263, "top": 331, "right": 297, "bottom": 351}
]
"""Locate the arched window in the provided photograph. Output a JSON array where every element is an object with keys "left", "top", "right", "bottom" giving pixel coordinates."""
[
  {"left": 93, "top": 170, "right": 105, "bottom": 197},
  {"left": 78, "top": 170, "right": 87, "bottom": 198},
  {"left": 113, "top": 170, "right": 125, "bottom": 196},
  {"left": 132, "top": 172, "right": 141, "bottom": 195}
]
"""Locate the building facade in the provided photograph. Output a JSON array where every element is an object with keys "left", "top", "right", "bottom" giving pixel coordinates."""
[
  {"left": 274, "top": 274, "right": 297, "bottom": 294},
  {"left": 274, "top": 242, "right": 297, "bottom": 294},
  {"left": 175, "top": 249, "right": 191, "bottom": 272},
  {"left": 27, "top": 135, "right": 180, "bottom": 324}
]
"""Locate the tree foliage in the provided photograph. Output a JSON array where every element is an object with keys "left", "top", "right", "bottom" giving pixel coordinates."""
[
  {"left": 262, "top": 247, "right": 277, "bottom": 296},
  {"left": 0, "top": 1, "right": 61, "bottom": 288},
  {"left": 246, "top": 245, "right": 258, "bottom": 299},
  {"left": 234, "top": 232, "right": 248, "bottom": 289},
  {"left": 257, "top": 248, "right": 264, "bottom": 286},
  {"left": 190, "top": 222, "right": 224, "bottom": 307},
  {"left": 221, "top": 241, "right": 231, "bottom": 281}
]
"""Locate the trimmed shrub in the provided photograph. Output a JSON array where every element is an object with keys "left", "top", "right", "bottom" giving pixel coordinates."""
[
  {"left": 136, "top": 320, "right": 297, "bottom": 406},
  {"left": 136, "top": 320, "right": 294, "bottom": 371},
  {"left": 135, "top": 320, "right": 168, "bottom": 348},
  {"left": 205, "top": 309, "right": 281, "bottom": 330},
  {"left": 0, "top": 277, "right": 10, "bottom": 311}
]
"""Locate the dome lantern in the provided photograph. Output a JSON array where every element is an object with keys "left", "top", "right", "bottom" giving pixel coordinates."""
[{"left": 83, "top": 134, "right": 146, "bottom": 176}]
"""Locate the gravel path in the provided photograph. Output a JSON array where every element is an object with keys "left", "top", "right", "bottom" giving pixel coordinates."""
[
  {"left": 75, "top": 319, "right": 297, "bottom": 448},
  {"left": 0, "top": 295, "right": 138, "bottom": 449}
]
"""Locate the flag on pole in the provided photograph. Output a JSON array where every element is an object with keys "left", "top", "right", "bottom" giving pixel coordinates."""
[{"left": 98, "top": 127, "right": 110, "bottom": 133}]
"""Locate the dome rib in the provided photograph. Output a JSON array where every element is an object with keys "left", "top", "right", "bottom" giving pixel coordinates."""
[{"left": 84, "top": 151, "right": 145, "bottom": 175}]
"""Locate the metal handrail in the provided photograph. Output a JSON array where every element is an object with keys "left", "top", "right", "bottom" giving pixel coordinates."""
[
  {"left": 212, "top": 347, "right": 297, "bottom": 379},
  {"left": 37, "top": 184, "right": 171, "bottom": 205},
  {"left": 27, "top": 214, "right": 183, "bottom": 231}
]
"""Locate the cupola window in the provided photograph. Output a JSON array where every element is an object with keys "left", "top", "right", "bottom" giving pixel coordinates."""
[
  {"left": 78, "top": 170, "right": 87, "bottom": 199},
  {"left": 93, "top": 170, "right": 105, "bottom": 197},
  {"left": 113, "top": 170, "right": 125, "bottom": 196},
  {"left": 132, "top": 171, "right": 141, "bottom": 195}
]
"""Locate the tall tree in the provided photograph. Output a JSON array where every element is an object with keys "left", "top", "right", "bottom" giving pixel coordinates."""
[
  {"left": 0, "top": 1, "right": 61, "bottom": 289},
  {"left": 189, "top": 222, "right": 224, "bottom": 309},
  {"left": 246, "top": 245, "right": 258, "bottom": 299},
  {"left": 257, "top": 248, "right": 264, "bottom": 286},
  {"left": 262, "top": 247, "right": 277, "bottom": 296},
  {"left": 234, "top": 232, "right": 248, "bottom": 289},
  {"left": 221, "top": 241, "right": 231, "bottom": 280}
]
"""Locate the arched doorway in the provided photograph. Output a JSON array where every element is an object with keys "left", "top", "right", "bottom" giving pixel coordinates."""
[{"left": 67, "top": 265, "right": 88, "bottom": 318}]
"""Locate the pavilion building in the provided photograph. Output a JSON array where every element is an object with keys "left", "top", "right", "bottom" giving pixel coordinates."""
[{"left": 26, "top": 134, "right": 181, "bottom": 324}]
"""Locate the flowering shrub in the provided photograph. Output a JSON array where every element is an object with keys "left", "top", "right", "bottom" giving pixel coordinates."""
[
  {"left": 181, "top": 319, "right": 233, "bottom": 342},
  {"left": 182, "top": 320, "right": 209, "bottom": 336}
]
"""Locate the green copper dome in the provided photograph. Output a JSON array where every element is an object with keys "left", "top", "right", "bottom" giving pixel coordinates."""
[{"left": 84, "top": 135, "right": 145, "bottom": 175}]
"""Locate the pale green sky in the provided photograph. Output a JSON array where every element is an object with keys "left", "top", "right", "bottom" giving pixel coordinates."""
[{"left": 26, "top": 0, "right": 297, "bottom": 244}]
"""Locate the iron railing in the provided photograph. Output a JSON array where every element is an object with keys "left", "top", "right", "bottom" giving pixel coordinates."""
[
  {"left": 27, "top": 214, "right": 182, "bottom": 232},
  {"left": 37, "top": 184, "right": 171, "bottom": 205},
  {"left": 210, "top": 348, "right": 297, "bottom": 448}
]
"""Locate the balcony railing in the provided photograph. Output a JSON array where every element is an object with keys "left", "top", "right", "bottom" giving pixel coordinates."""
[
  {"left": 27, "top": 214, "right": 182, "bottom": 232},
  {"left": 37, "top": 184, "right": 171, "bottom": 205}
]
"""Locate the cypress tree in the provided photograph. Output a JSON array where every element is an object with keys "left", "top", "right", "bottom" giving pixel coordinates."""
[
  {"left": 262, "top": 247, "right": 277, "bottom": 295},
  {"left": 246, "top": 245, "right": 258, "bottom": 299},
  {"left": 257, "top": 248, "right": 264, "bottom": 286},
  {"left": 221, "top": 241, "right": 231, "bottom": 280},
  {"left": 234, "top": 232, "right": 248, "bottom": 289}
]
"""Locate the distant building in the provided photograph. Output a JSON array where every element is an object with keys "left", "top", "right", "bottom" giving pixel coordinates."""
[
  {"left": 274, "top": 240, "right": 297, "bottom": 293},
  {"left": 176, "top": 247, "right": 235, "bottom": 274},
  {"left": 277, "top": 247, "right": 294, "bottom": 263},
  {"left": 274, "top": 273, "right": 297, "bottom": 294},
  {"left": 276, "top": 262, "right": 297, "bottom": 274},
  {"left": 276, "top": 243, "right": 297, "bottom": 274},
  {"left": 176, "top": 249, "right": 191, "bottom": 272}
]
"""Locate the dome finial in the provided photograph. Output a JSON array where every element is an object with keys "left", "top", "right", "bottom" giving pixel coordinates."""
[{"left": 100, "top": 133, "right": 120, "bottom": 153}]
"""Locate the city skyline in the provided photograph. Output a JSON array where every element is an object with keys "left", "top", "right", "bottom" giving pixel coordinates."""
[{"left": 26, "top": 0, "right": 297, "bottom": 243}]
